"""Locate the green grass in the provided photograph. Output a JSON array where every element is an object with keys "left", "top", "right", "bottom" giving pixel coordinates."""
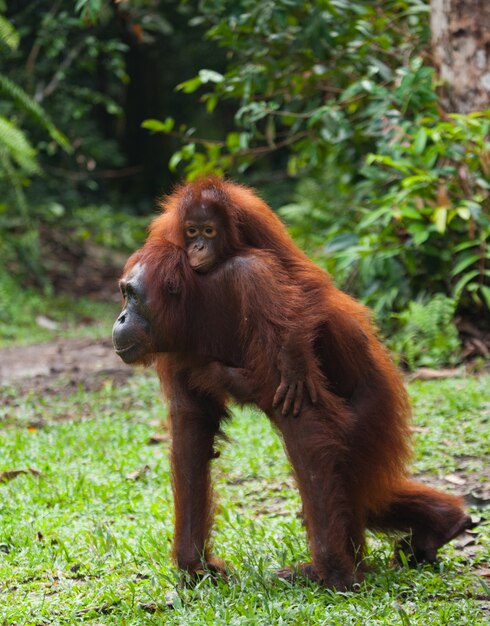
[
  {"left": 0, "top": 373, "right": 488, "bottom": 625},
  {"left": 0, "top": 270, "right": 118, "bottom": 346}
]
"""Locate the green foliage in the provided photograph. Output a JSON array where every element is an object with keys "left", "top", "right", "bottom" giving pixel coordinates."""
[
  {"left": 0, "top": 74, "right": 70, "bottom": 149},
  {"left": 148, "top": 0, "right": 431, "bottom": 178},
  {"left": 0, "top": 371, "right": 488, "bottom": 622},
  {"left": 388, "top": 294, "right": 460, "bottom": 370},
  {"left": 0, "top": 115, "right": 39, "bottom": 175},
  {"left": 1, "top": 1, "right": 228, "bottom": 281},
  {"left": 360, "top": 109, "right": 490, "bottom": 313},
  {"left": 0, "top": 13, "right": 19, "bottom": 51},
  {"left": 0, "top": 201, "right": 147, "bottom": 310},
  {"left": 0, "top": 15, "right": 70, "bottom": 202},
  {"left": 38, "top": 203, "right": 148, "bottom": 252},
  {"left": 0, "top": 4, "right": 128, "bottom": 279},
  {"left": 283, "top": 108, "right": 490, "bottom": 317},
  {"left": 144, "top": 0, "right": 489, "bottom": 325},
  {"left": 75, "top": 0, "right": 106, "bottom": 23}
]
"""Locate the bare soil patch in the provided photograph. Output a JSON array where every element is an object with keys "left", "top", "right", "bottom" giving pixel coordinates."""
[{"left": 0, "top": 337, "right": 133, "bottom": 394}]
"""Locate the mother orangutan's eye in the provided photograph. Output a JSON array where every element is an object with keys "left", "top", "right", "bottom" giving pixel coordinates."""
[{"left": 125, "top": 284, "right": 139, "bottom": 303}]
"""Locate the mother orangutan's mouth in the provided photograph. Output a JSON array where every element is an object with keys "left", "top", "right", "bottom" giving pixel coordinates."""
[{"left": 114, "top": 343, "right": 136, "bottom": 355}]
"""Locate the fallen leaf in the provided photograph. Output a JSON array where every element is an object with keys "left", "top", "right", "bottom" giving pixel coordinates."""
[
  {"left": 35, "top": 315, "right": 59, "bottom": 330},
  {"left": 465, "top": 493, "right": 490, "bottom": 507},
  {"left": 444, "top": 473, "right": 466, "bottom": 486},
  {"left": 455, "top": 532, "right": 475, "bottom": 548},
  {"left": 148, "top": 433, "right": 171, "bottom": 445},
  {"left": 0, "top": 468, "right": 42, "bottom": 483},
  {"left": 409, "top": 367, "right": 462, "bottom": 381},
  {"left": 476, "top": 568, "right": 490, "bottom": 578},
  {"left": 138, "top": 602, "right": 158, "bottom": 613},
  {"left": 469, "top": 514, "right": 483, "bottom": 527},
  {"left": 126, "top": 465, "right": 151, "bottom": 481},
  {"left": 164, "top": 590, "right": 182, "bottom": 609}
]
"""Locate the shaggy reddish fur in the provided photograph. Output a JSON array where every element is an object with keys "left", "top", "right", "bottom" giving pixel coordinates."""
[{"left": 119, "top": 178, "right": 470, "bottom": 588}]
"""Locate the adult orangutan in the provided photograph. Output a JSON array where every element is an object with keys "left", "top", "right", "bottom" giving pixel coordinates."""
[{"left": 113, "top": 223, "right": 470, "bottom": 589}]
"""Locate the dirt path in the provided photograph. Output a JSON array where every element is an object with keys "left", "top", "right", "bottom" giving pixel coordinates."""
[{"left": 0, "top": 337, "right": 133, "bottom": 392}]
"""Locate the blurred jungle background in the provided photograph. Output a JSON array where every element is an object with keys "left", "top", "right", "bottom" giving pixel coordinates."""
[
  {"left": 1, "top": 0, "right": 489, "bottom": 370},
  {"left": 0, "top": 3, "right": 489, "bottom": 623}
]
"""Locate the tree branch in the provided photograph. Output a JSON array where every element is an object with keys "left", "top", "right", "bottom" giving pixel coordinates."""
[{"left": 35, "top": 39, "right": 86, "bottom": 103}]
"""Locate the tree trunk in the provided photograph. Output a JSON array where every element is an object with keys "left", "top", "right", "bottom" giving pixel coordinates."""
[{"left": 430, "top": 0, "right": 490, "bottom": 113}]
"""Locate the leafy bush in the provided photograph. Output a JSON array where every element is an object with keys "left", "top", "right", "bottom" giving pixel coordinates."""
[
  {"left": 145, "top": 1, "right": 489, "bottom": 323},
  {"left": 0, "top": 15, "right": 69, "bottom": 217},
  {"left": 281, "top": 105, "right": 490, "bottom": 317},
  {"left": 361, "top": 106, "right": 490, "bottom": 313},
  {"left": 0, "top": 3, "right": 131, "bottom": 280},
  {"left": 388, "top": 294, "right": 460, "bottom": 370},
  {"left": 156, "top": 0, "right": 432, "bottom": 181}
]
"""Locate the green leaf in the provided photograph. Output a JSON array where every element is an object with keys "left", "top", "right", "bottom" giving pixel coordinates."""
[
  {"left": 75, "top": 0, "right": 104, "bottom": 22},
  {"left": 456, "top": 206, "right": 471, "bottom": 220},
  {"left": 413, "top": 128, "right": 427, "bottom": 154},
  {"left": 0, "top": 75, "right": 70, "bottom": 150},
  {"left": 0, "top": 116, "right": 39, "bottom": 174},
  {"left": 359, "top": 206, "right": 391, "bottom": 228},
  {"left": 480, "top": 285, "right": 490, "bottom": 309},
  {"left": 400, "top": 206, "right": 423, "bottom": 220},
  {"left": 169, "top": 151, "right": 183, "bottom": 172},
  {"left": 411, "top": 227, "right": 430, "bottom": 246},
  {"left": 453, "top": 269, "right": 480, "bottom": 297},
  {"left": 360, "top": 79, "right": 374, "bottom": 92},
  {"left": 433, "top": 207, "right": 447, "bottom": 234},
  {"left": 176, "top": 76, "right": 202, "bottom": 94},
  {"left": 401, "top": 174, "right": 432, "bottom": 189},
  {"left": 453, "top": 240, "right": 479, "bottom": 253},
  {"left": 0, "top": 15, "right": 19, "bottom": 50},
  {"left": 204, "top": 94, "right": 219, "bottom": 113},
  {"left": 226, "top": 132, "right": 241, "bottom": 151},
  {"left": 451, "top": 253, "right": 481, "bottom": 276},
  {"left": 141, "top": 118, "right": 175, "bottom": 133},
  {"left": 366, "top": 154, "right": 412, "bottom": 174}
]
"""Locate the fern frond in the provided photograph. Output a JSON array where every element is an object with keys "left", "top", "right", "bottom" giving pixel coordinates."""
[
  {"left": 0, "top": 116, "right": 39, "bottom": 175},
  {"left": 0, "top": 75, "right": 70, "bottom": 151},
  {"left": 0, "top": 15, "right": 19, "bottom": 51},
  {"left": 391, "top": 294, "right": 460, "bottom": 369}
]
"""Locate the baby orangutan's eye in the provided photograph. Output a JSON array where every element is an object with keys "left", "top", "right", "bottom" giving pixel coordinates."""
[{"left": 186, "top": 227, "right": 198, "bottom": 238}]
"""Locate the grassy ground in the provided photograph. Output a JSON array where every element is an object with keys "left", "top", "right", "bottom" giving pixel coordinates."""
[
  {"left": 0, "top": 268, "right": 119, "bottom": 348},
  {"left": 0, "top": 370, "right": 488, "bottom": 625}
]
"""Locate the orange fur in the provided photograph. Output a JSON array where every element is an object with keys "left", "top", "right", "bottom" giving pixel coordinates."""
[{"left": 119, "top": 177, "right": 470, "bottom": 588}]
